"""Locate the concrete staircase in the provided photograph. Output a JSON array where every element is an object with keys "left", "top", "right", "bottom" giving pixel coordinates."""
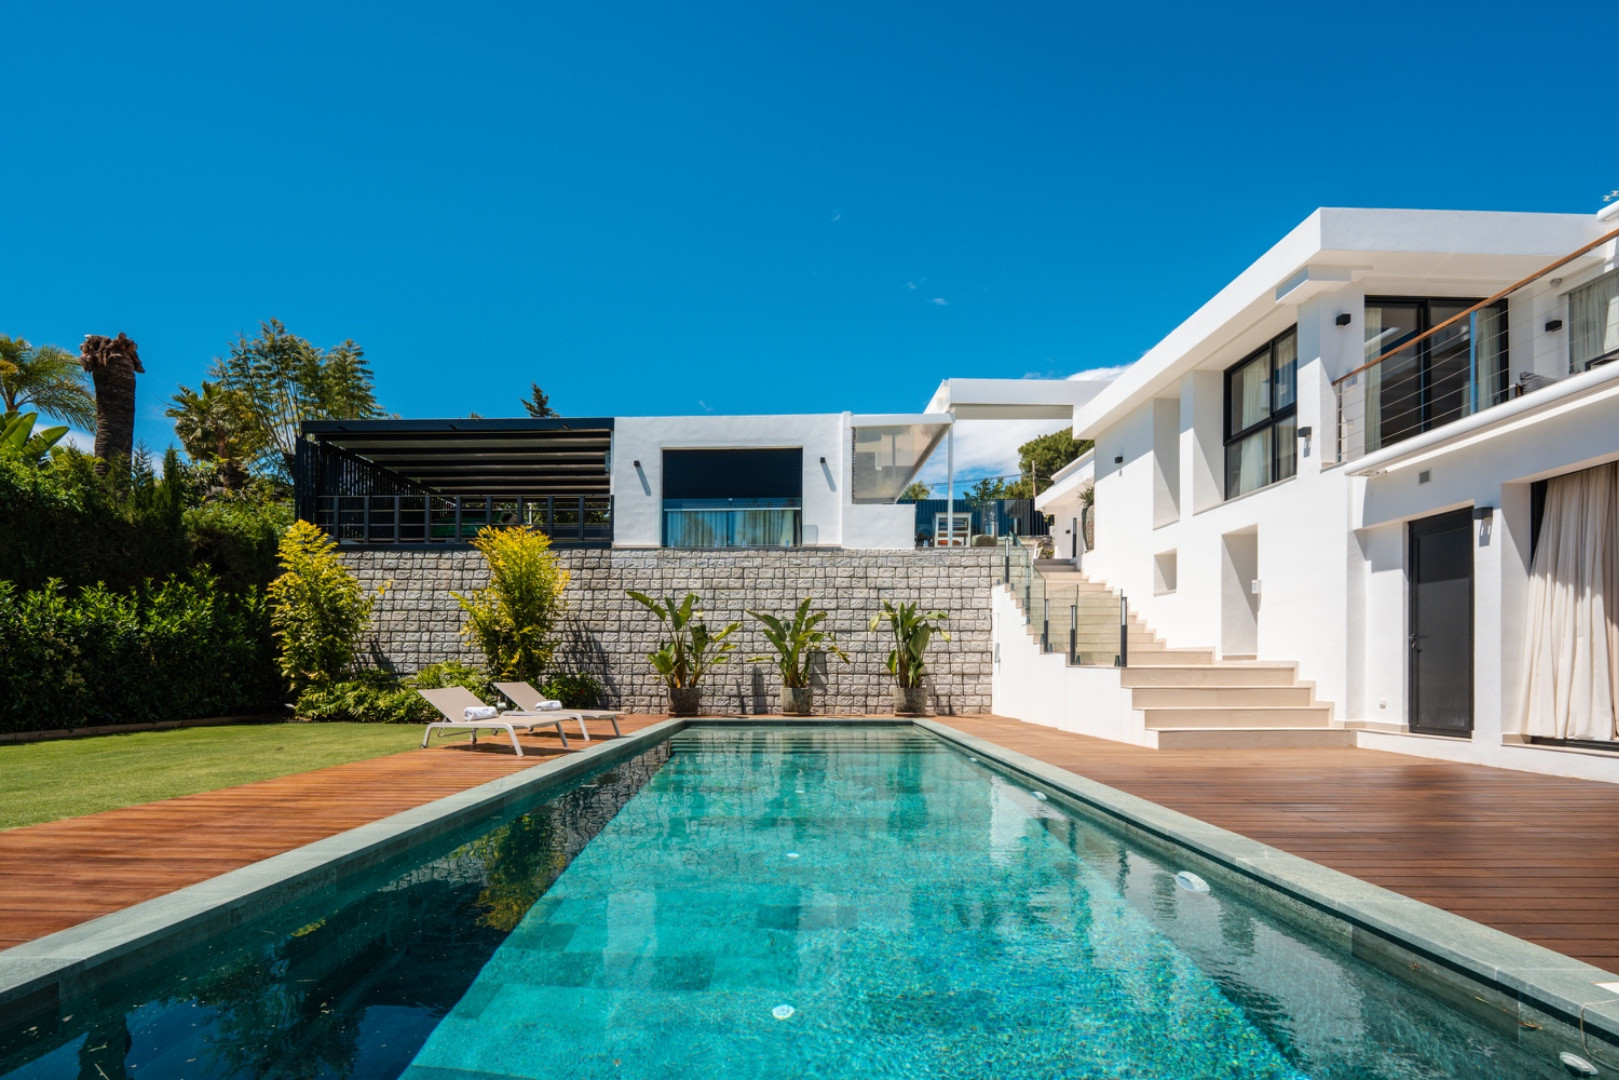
[{"left": 1013, "top": 561, "right": 1349, "bottom": 748}]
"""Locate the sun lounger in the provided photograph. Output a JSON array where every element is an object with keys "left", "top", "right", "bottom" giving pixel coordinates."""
[
  {"left": 417, "top": 687, "right": 573, "bottom": 756},
  {"left": 492, "top": 681, "right": 624, "bottom": 741}
]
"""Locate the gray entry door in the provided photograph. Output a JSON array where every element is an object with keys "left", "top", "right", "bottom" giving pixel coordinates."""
[{"left": 1408, "top": 509, "right": 1474, "bottom": 735}]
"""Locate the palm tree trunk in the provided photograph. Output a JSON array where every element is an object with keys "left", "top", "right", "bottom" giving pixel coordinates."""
[{"left": 79, "top": 333, "right": 144, "bottom": 476}]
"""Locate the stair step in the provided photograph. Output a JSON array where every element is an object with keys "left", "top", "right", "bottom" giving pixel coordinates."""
[
  {"left": 1150, "top": 727, "right": 1355, "bottom": 749},
  {"left": 1126, "top": 649, "right": 1215, "bottom": 666},
  {"left": 1130, "top": 685, "right": 1315, "bottom": 707},
  {"left": 1142, "top": 706, "right": 1333, "bottom": 729},
  {"left": 1121, "top": 664, "right": 1300, "bottom": 687}
]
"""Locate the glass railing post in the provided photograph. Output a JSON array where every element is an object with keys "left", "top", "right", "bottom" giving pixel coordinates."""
[
  {"left": 1041, "top": 596, "right": 1049, "bottom": 652},
  {"left": 1069, "top": 597, "right": 1077, "bottom": 665},
  {"left": 1123, "top": 596, "right": 1131, "bottom": 666},
  {"left": 1467, "top": 309, "right": 1479, "bottom": 417}
]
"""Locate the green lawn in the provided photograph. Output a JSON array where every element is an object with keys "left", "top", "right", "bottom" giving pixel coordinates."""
[{"left": 0, "top": 723, "right": 443, "bottom": 830}]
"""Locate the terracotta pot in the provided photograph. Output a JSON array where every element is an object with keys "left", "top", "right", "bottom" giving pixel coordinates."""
[
  {"left": 668, "top": 687, "right": 702, "bottom": 717},
  {"left": 893, "top": 687, "right": 928, "bottom": 716},
  {"left": 780, "top": 688, "right": 814, "bottom": 716}
]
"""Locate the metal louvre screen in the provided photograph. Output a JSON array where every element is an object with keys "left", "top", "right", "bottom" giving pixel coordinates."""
[{"left": 662, "top": 449, "right": 803, "bottom": 499}]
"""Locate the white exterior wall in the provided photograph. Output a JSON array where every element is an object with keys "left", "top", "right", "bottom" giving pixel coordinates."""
[
  {"left": 1068, "top": 207, "right": 1619, "bottom": 781},
  {"left": 609, "top": 413, "right": 914, "bottom": 550}
]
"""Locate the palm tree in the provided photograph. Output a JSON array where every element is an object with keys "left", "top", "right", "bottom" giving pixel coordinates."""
[
  {"left": 0, "top": 335, "right": 96, "bottom": 428},
  {"left": 166, "top": 381, "right": 262, "bottom": 490},
  {"left": 79, "top": 332, "right": 144, "bottom": 475}
]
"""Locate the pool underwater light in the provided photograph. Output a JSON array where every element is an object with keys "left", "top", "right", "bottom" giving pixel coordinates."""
[
  {"left": 772, "top": 1005, "right": 796, "bottom": 1020},
  {"left": 1560, "top": 1051, "right": 1598, "bottom": 1075},
  {"left": 1174, "top": 871, "right": 1211, "bottom": 894}
]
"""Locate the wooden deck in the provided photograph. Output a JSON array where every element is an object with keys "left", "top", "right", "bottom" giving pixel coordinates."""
[
  {"left": 942, "top": 716, "right": 1619, "bottom": 970},
  {"left": 4, "top": 714, "right": 1619, "bottom": 971},
  {"left": 0, "top": 718, "right": 663, "bottom": 950}
]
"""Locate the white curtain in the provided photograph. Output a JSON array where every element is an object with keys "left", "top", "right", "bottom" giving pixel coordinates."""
[
  {"left": 1570, "top": 270, "right": 1619, "bottom": 370},
  {"left": 1520, "top": 462, "right": 1619, "bottom": 740}
]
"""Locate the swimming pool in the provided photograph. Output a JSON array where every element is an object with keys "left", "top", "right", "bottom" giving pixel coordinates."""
[{"left": 0, "top": 726, "right": 1600, "bottom": 1078}]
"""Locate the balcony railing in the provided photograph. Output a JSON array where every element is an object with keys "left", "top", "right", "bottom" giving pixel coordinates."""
[
  {"left": 1334, "top": 226, "right": 1619, "bottom": 463},
  {"left": 311, "top": 494, "right": 612, "bottom": 545}
]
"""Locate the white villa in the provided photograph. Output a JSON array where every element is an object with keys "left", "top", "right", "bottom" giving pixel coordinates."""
[
  {"left": 295, "top": 200, "right": 1619, "bottom": 782},
  {"left": 1010, "top": 202, "right": 1619, "bottom": 782}
]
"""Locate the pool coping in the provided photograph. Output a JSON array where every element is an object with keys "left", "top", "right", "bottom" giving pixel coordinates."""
[
  {"left": 6, "top": 715, "right": 1619, "bottom": 1055},
  {"left": 918, "top": 718, "right": 1619, "bottom": 1050}
]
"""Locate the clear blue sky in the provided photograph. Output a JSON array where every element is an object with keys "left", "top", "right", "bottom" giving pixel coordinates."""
[{"left": 4, "top": 0, "right": 1614, "bottom": 481}]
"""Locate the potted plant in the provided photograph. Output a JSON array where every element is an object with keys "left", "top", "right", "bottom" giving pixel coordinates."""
[
  {"left": 748, "top": 597, "right": 850, "bottom": 716},
  {"left": 870, "top": 599, "right": 950, "bottom": 715},
  {"left": 627, "top": 591, "right": 739, "bottom": 716}
]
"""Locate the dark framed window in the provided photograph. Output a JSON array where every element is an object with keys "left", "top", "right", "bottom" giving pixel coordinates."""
[
  {"left": 1362, "top": 297, "right": 1507, "bottom": 452},
  {"left": 1224, "top": 327, "right": 1297, "bottom": 499},
  {"left": 661, "top": 448, "right": 804, "bottom": 548}
]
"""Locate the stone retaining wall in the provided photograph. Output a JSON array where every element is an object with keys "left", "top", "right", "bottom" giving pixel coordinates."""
[{"left": 344, "top": 548, "right": 999, "bottom": 715}]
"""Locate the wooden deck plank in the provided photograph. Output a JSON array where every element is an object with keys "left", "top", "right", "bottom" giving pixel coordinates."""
[
  {"left": 940, "top": 715, "right": 1619, "bottom": 969},
  {"left": 0, "top": 717, "right": 664, "bottom": 950}
]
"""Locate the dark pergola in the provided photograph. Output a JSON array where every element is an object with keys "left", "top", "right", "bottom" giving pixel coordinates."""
[
  {"left": 295, "top": 418, "right": 616, "bottom": 545},
  {"left": 299, "top": 418, "right": 614, "bottom": 496}
]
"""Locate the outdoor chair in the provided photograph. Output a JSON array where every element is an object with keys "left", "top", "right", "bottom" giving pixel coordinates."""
[
  {"left": 416, "top": 686, "right": 574, "bottom": 756},
  {"left": 492, "top": 681, "right": 624, "bottom": 741}
]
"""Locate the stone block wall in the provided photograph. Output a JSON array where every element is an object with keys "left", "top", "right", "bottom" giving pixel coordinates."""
[{"left": 344, "top": 548, "right": 999, "bottom": 715}]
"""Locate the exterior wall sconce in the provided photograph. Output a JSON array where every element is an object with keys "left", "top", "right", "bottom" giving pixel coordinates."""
[
  {"left": 1472, "top": 505, "right": 1494, "bottom": 521},
  {"left": 1113, "top": 455, "right": 1123, "bottom": 464},
  {"left": 632, "top": 460, "right": 641, "bottom": 468},
  {"left": 1545, "top": 319, "right": 1564, "bottom": 332},
  {"left": 1335, "top": 313, "right": 1352, "bottom": 326},
  {"left": 819, "top": 456, "right": 826, "bottom": 464}
]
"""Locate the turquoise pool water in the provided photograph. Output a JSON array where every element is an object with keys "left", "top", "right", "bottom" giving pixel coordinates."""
[{"left": 0, "top": 727, "right": 1578, "bottom": 1078}]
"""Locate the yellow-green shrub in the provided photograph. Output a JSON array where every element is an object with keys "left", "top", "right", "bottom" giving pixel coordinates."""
[{"left": 454, "top": 526, "right": 569, "bottom": 683}]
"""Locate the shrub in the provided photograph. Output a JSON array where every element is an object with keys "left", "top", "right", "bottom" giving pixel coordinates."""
[
  {"left": 185, "top": 498, "right": 292, "bottom": 594},
  {"left": 293, "top": 672, "right": 437, "bottom": 724},
  {"left": 408, "top": 660, "right": 489, "bottom": 695},
  {"left": 268, "top": 520, "right": 376, "bottom": 694},
  {"left": 293, "top": 662, "right": 499, "bottom": 724},
  {"left": 542, "top": 672, "right": 605, "bottom": 709},
  {"left": 455, "top": 526, "right": 569, "bottom": 683},
  {"left": 0, "top": 573, "right": 280, "bottom": 733}
]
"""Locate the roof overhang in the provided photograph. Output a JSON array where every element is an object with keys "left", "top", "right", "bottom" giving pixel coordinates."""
[
  {"left": 1074, "top": 208, "right": 1613, "bottom": 439},
  {"left": 923, "top": 378, "right": 1111, "bottom": 421}
]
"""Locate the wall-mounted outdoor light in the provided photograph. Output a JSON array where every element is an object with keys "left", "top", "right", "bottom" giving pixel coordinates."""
[
  {"left": 1335, "top": 313, "right": 1352, "bottom": 326},
  {"left": 819, "top": 456, "right": 826, "bottom": 464},
  {"left": 1113, "top": 455, "right": 1123, "bottom": 465},
  {"left": 632, "top": 460, "right": 641, "bottom": 468},
  {"left": 1545, "top": 319, "right": 1564, "bottom": 332},
  {"left": 1472, "top": 505, "right": 1494, "bottom": 522}
]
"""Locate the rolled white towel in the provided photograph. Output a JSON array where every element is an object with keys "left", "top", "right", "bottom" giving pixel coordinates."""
[
  {"left": 530, "top": 699, "right": 563, "bottom": 712},
  {"left": 463, "top": 705, "right": 499, "bottom": 721}
]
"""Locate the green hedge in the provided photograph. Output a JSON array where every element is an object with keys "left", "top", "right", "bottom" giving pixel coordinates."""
[
  {"left": 0, "top": 453, "right": 288, "bottom": 594},
  {"left": 0, "top": 574, "right": 282, "bottom": 734}
]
